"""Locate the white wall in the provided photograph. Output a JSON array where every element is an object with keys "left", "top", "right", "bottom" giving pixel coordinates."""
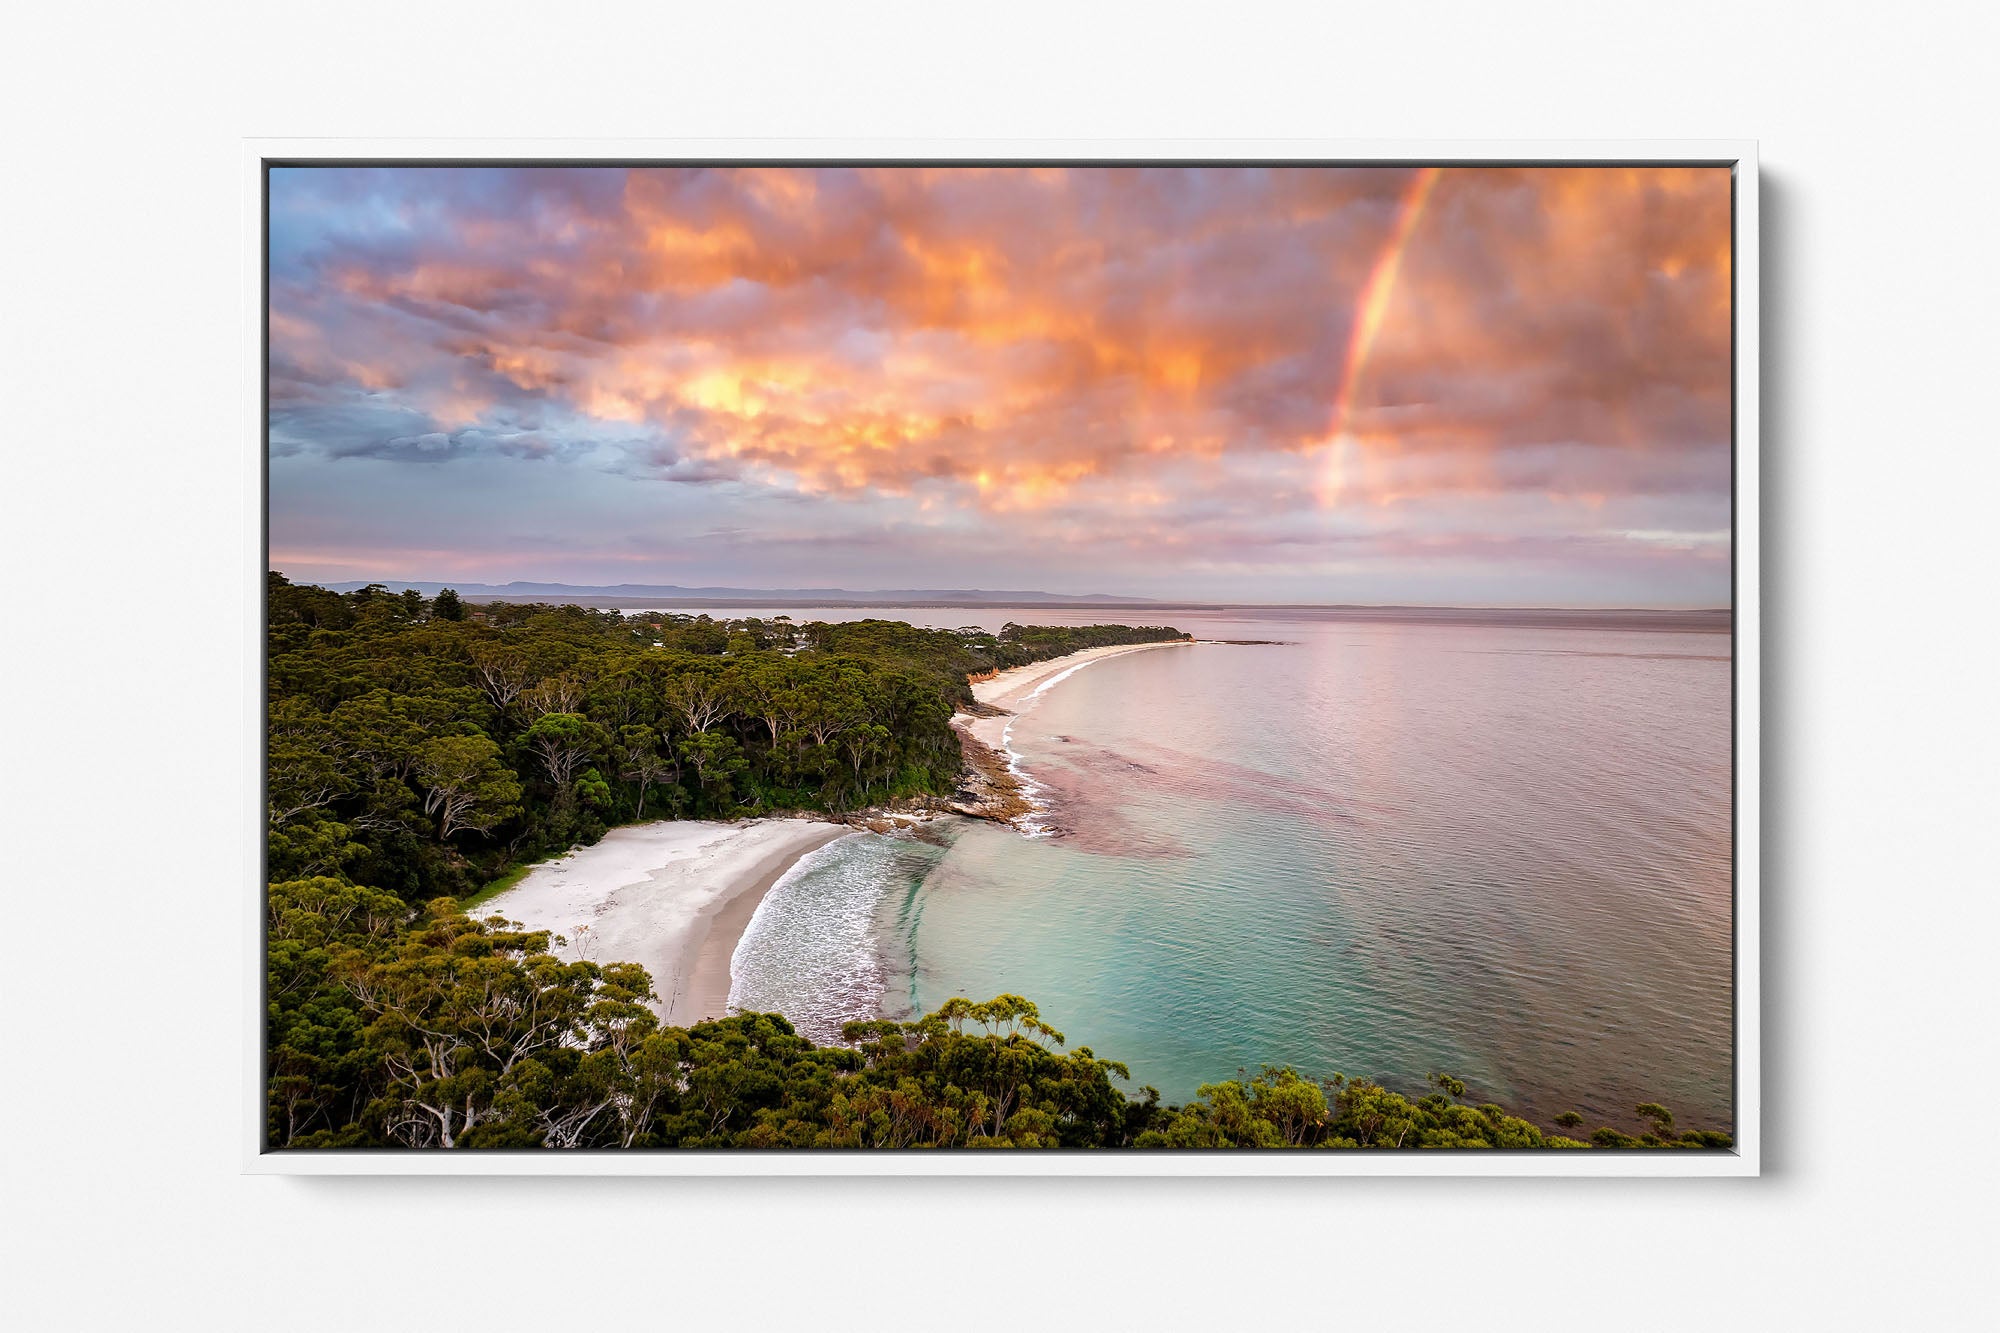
[{"left": 7, "top": 2, "right": 1995, "bottom": 1327}]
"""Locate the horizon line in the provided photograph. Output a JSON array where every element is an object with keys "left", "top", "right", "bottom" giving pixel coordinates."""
[{"left": 280, "top": 573, "right": 1727, "bottom": 617}]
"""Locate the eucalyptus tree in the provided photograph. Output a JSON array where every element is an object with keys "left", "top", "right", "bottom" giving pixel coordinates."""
[
  {"left": 468, "top": 644, "right": 534, "bottom": 716},
  {"left": 520, "top": 712, "right": 608, "bottom": 798},
  {"left": 677, "top": 731, "right": 747, "bottom": 812},
  {"left": 663, "top": 662, "right": 732, "bottom": 735},
  {"left": 615, "top": 725, "right": 679, "bottom": 818},
  {"left": 411, "top": 735, "right": 521, "bottom": 839}
]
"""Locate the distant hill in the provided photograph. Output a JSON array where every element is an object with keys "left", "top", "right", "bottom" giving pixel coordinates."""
[{"left": 315, "top": 579, "right": 1160, "bottom": 607}]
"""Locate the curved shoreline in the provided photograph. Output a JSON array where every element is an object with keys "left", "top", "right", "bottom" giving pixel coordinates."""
[
  {"left": 952, "top": 639, "right": 1194, "bottom": 830},
  {"left": 470, "top": 818, "right": 851, "bottom": 1026},
  {"left": 473, "top": 645, "right": 1192, "bottom": 1025}
]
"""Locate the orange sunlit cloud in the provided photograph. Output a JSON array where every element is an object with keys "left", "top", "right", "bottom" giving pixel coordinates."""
[{"left": 268, "top": 164, "right": 1733, "bottom": 604}]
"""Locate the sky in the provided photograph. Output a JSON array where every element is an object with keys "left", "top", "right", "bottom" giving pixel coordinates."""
[{"left": 268, "top": 164, "right": 1733, "bottom": 605}]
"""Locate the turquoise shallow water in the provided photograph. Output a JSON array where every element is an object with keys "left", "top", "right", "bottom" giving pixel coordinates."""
[{"left": 732, "top": 609, "right": 1733, "bottom": 1132}]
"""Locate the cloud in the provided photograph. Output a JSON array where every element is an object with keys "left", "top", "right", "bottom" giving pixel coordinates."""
[{"left": 267, "top": 165, "right": 1734, "bottom": 603}]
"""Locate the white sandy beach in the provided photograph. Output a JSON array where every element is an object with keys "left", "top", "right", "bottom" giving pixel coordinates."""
[
  {"left": 961, "top": 640, "right": 1192, "bottom": 751},
  {"left": 476, "top": 647, "right": 1187, "bottom": 1014},
  {"left": 473, "top": 818, "right": 853, "bottom": 1025}
]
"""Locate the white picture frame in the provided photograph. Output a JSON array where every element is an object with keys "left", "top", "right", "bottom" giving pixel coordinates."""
[{"left": 243, "top": 138, "right": 1758, "bottom": 1176}]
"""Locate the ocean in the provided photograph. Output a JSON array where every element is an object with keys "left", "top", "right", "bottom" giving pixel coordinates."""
[{"left": 726, "top": 607, "right": 1734, "bottom": 1133}]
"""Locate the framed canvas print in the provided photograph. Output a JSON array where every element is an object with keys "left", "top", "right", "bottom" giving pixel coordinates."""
[{"left": 246, "top": 139, "right": 1757, "bottom": 1175}]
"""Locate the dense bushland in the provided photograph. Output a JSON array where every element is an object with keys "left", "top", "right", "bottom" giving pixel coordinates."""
[{"left": 267, "top": 572, "right": 1184, "bottom": 903}]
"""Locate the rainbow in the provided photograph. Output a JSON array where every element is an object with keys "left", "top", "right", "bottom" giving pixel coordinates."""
[{"left": 1319, "top": 166, "right": 1441, "bottom": 503}]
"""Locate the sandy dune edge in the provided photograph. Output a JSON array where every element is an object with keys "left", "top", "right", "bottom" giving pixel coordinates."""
[{"left": 472, "top": 818, "right": 853, "bottom": 1025}]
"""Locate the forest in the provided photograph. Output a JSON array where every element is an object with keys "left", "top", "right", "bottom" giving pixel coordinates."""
[
  {"left": 265, "top": 575, "right": 1730, "bottom": 1152},
  {"left": 267, "top": 572, "right": 1185, "bottom": 903}
]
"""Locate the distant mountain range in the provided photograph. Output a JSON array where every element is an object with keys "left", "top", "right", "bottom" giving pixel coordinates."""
[{"left": 318, "top": 580, "right": 1160, "bottom": 607}]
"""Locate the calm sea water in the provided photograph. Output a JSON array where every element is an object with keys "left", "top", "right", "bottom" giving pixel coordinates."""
[{"left": 730, "top": 608, "right": 1733, "bottom": 1132}]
